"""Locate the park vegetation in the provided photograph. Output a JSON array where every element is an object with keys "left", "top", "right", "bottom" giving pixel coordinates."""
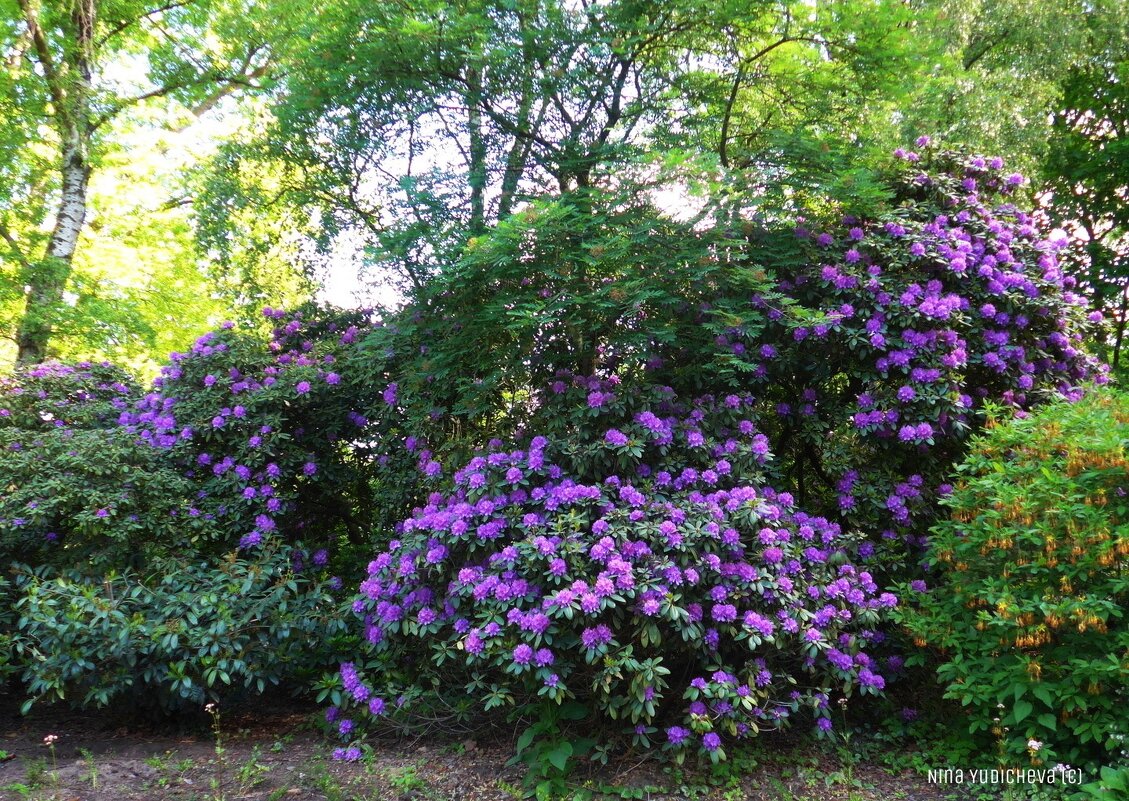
[{"left": 1, "top": 0, "right": 1127, "bottom": 798}]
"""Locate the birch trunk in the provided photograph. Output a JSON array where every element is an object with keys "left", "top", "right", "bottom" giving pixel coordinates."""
[
  {"left": 15, "top": 0, "right": 94, "bottom": 364},
  {"left": 15, "top": 129, "right": 90, "bottom": 364}
]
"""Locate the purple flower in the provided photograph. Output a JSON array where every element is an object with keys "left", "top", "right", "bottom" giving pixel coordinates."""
[
  {"left": 743, "top": 612, "right": 775, "bottom": 638},
  {"left": 858, "top": 668, "right": 886, "bottom": 689},
  {"left": 512, "top": 644, "right": 533, "bottom": 665},
  {"left": 296, "top": 381, "right": 311, "bottom": 394},
  {"left": 711, "top": 603, "right": 737, "bottom": 623},
  {"left": 587, "top": 390, "right": 614, "bottom": 408},
  {"left": 580, "top": 625, "right": 613, "bottom": 650},
  {"left": 605, "top": 428, "right": 629, "bottom": 447},
  {"left": 667, "top": 726, "right": 690, "bottom": 746},
  {"left": 702, "top": 732, "right": 721, "bottom": 751}
]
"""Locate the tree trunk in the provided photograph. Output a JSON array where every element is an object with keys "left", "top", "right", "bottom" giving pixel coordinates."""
[
  {"left": 497, "top": 5, "right": 536, "bottom": 219},
  {"left": 466, "top": 65, "right": 487, "bottom": 235},
  {"left": 16, "top": 129, "right": 90, "bottom": 364},
  {"left": 15, "top": 0, "right": 95, "bottom": 364}
]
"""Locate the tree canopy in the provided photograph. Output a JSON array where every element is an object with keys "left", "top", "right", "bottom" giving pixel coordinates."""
[{"left": 1, "top": 0, "right": 1126, "bottom": 368}]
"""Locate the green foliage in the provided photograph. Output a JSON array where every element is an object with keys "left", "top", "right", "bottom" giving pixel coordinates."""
[
  {"left": 0, "top": 361, "right": 195, "bottom": 567},
  {"left": 7, "top": 543, "right": 348, "bottom": 714},
  {"left": 898, "top": 388, "right": 1129, "bottom": 771},
  {"left": 204, "top": 0, "right": 938, "bottom": 292},
  {"left": 1044, "top": 58, "right": 1129, "bottom": 370},
  {"left": 389, "top": 192, "right": 778, "bottom": 432},
  {"left": 1076, "top": 764, "right": 1129, "bottom": 799},
  {"left": 0, "top": 0, "right": 308, "bottom": 369},
  {"left": 508, "top": 702, "right": 595, "bottom": 800},
  {"left": 903, "top": 0, "right": 1129, "bottom": 172}
]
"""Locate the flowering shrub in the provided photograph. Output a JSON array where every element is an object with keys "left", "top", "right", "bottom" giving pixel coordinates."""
[
  {"left": 0, "top": 360, "right": 140, "bottom": 428},
  {"left": 897, "top": 388, "right": 1129, "bottom": 771},
  {"left": 330, "top": 381, "right": 897, "bottom": 761},
  {"left": 117, "top": 305, "right": 411, "bottom": 555},
  {"left": 0, "top": 143, "right": 1112, "bottom": 764},
  {"left": 690, "top": 145, "right": 1107, "bottom": 566},
  {"left": 0, "top": 361, "right": 198, "bottom": 567},
  {"left": 364, "top": 144, "right": 1107, "bottom": 579},
  {"left": 0, "top": 307, "right": 423, "bottom": 711},
  {"left": 0, "top": 306, "right": 423, "bottom": 568}
]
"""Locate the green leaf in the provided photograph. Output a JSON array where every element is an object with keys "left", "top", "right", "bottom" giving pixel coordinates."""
[
  {"left": 546, "top": 742, "right": 572, "bottom": 773},
  {"left": 560, "top": 701, "right": 588, "bottom": 721}
]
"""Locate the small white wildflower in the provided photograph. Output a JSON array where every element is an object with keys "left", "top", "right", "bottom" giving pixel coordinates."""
[{"left": 1027, "top": 739, "right": 1043, "bottom": 751}]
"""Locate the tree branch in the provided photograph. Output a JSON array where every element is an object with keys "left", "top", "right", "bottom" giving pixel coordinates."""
[
  {"left": 0, "top": 221, "right": 33, "bottom": 272},
  {"left": 962, "top": 29, "right": 1011, "bottom": 71},
  {"left": 17, "top": 0, "right": 67, "bottom": 125},
  {"left": 95, "top": 0, "right": 196, "bottom": 47},
  {"left": 94, "top": 62, "right": 270, "bottom": 130}
]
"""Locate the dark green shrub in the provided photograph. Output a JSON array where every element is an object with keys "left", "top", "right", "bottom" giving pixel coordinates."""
[{"left": 7, "top": 543, "right": 347, "bottom": 713}]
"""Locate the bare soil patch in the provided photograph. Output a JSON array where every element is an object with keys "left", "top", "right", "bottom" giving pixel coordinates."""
[{"left": 0, "top": 694, "right": 959, "bottom": 801}]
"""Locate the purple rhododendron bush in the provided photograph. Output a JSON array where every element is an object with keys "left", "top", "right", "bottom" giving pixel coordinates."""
[
  {"left": 385, "top": 146, "right": 1107, "bottom": 581},
  {"left": 327, "top": 380, "right": 897, "bottom": 763},
  {"left": 726, "top": 147, "right": 1109, "bottom": 566},
  {"left": 0, "top": 145, "right": 1111, "bottom": 761},
  {"left": 319, "top": 145, "right": 1108, "bottom": 763}
]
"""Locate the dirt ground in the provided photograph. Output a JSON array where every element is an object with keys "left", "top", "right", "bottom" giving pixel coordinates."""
[{"left": 0, "top": 694, "right": 962, "bottom": 801}]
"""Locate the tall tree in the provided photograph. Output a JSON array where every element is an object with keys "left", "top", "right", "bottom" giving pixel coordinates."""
[
  {"left": 0, "top": 0, "right": 271, "bottom": 364},
  {"left": 1044, "top": 59, "right": 1129, "bottom": 368},
  {"left": 201, "top": 0, "right": 921, "bottom": 294},
  {"left": 902, "top": 0, "right": 1129, "bottom": 170}
]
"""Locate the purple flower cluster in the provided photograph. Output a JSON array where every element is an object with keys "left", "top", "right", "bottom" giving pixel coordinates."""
[{"left": 98, "top": 307, "right": 395, "bottom": 558}]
